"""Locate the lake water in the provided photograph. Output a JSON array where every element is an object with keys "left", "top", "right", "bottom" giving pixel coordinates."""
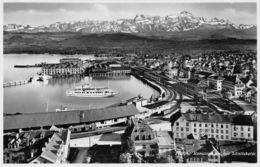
[{"left": 4, "top": 54, "right": 159, "bottom": 114}]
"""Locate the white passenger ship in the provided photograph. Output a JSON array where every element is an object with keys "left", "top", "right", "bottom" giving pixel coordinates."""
[{"left": 66, "top": 84, "right": 118, "bottom": 97}]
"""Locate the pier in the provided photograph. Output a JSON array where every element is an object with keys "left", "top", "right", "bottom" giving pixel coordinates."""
[
  {"left": 14, "top": 63, "right": 44, "bottom": 68},
  {"left": 3, "top": 80, "right": 29, "bottom": 88}
]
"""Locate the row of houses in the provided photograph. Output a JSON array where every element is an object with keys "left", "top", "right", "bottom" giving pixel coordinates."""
[
  {"left": 174, "top": 69, "right": 256, "bottom": 101},
  {"left": 4, "top": 126, "right": 70, "bottom": 164}
]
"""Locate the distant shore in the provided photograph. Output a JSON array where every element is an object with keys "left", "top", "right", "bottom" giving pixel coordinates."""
[{"left": 4, "top": 32, "right": 257, "bottom": 55}]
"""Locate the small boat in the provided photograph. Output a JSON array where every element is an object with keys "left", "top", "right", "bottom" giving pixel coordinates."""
[
  {"left": 66, "top": 83, "right": 118, "bottom": 97},
  {"left": 37, "top": 77, "right": 44, "bottom": 82}
]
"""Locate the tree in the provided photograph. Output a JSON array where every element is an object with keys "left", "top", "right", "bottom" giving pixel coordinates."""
[
  {"left": 233, "top": 63, "right": 242, "bottom": 74},
  {"left": 156, "top": 154, "right": 174, "bottom": 163},
  {"left": 126, "top": 137, "right": 135, "bottom": 154},
  {"left": 119, "top": 152, "right": 132, "bottom": 163}
]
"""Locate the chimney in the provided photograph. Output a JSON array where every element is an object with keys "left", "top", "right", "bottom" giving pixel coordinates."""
[
  {"left": 31, "top": 151, "right": 34, "bottom": 158},
  {"left": 16, "top": 133, "right": 19, "bottom": 139}
]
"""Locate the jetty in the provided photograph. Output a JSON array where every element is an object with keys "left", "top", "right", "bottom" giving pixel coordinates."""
[
  {"left": 3, "top": 80, "right": 29, "bottom": 88},
  {"left": 14, "top": 63, "right": 45, "bottom": 68},
  {"left": 14, "top": 64, "right": 43, "bottom": 68}
]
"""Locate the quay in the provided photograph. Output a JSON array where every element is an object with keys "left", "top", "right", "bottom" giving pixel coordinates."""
[
  {"left": 14, "top": 62, "right": 46, "bottom": 68},
  {"left": 3, "top": 80, "right": 29, "bottom": 88},
  {"left": 14, "top": 64, "right": 42, "bottom": 68}
]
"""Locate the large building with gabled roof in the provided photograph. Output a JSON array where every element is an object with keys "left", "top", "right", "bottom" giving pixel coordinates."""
[
  {"left": 171, "top": 111, "right": 254, "bottom": 141},
  {"left": 4, "top": 105, "right": 139, "bottom": 132}
]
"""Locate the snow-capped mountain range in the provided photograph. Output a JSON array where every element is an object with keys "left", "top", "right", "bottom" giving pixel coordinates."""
[{"left": 4, "top": 11, "right": 256, "bottom": 33}]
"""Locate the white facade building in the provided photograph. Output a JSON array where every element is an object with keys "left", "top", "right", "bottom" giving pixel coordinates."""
[
  {"left": 42, "top": 67, "right": 84, "bottom": 75},
  {"left": 172, "top": 113, "right": 254, "bottom": 141}
]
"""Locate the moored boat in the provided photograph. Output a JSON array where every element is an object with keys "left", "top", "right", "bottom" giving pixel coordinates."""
[{"left": 66, "top": 84, "right": 118, "bottom": 97}]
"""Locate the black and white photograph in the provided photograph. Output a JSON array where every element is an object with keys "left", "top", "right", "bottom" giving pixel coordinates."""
[{"left": 2, "top": 0, "right": 258, "bottom": 164}]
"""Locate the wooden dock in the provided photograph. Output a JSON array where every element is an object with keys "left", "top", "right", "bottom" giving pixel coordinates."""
[{"left": 3, "top": 80, "right": 29, "bottom": 88}]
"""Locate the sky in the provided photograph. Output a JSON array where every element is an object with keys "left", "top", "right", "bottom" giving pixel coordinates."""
[{"left": 4, "top": 2, "right": 257, "bottom": 26}]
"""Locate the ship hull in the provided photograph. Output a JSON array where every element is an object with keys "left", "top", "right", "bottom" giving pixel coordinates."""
[{"left": 66, "top": 92, "right": 119, "bottom": 98}]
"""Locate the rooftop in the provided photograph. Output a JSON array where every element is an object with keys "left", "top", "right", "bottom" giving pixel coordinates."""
[
  {"left": 183, "top": 113, "right": 232, "bottom": 124},
  {"left": 142, "top": 100, "right": 169, "bottom": 109},
  {"left": 110, "top": 67, "right": 131, "bottom": 70},
  {"left": 31, "top": 129, "right": 69, "bottom": 163},
  {"left": 156, "top": 131, "right": 175, "bottom": 149},
  {"left": 107, "top": 61, "right": 120, "bottom": 65},
  {"left": 223, "top": 75, "right": 237, "bottom": 84},
  {"left": 196, "top": 71, "right": 213, "bottom": 78},
  {"left": 188, "top": 78, "right": 201, "bottom": 85},
  {"left": 170, "top": 110, "right": 182, "bottom": 124},
  {"left": 4, "top": 105, "right": 139, "bottom": 131},
  {"left": 182, "top": 113, "right": 254, "bottom": 126},
  {"left": 196, "top": 142, "right": 216, "bottom": 154},
  {"left": 232, "top": 115, "right": 254, "bottom": 126}
]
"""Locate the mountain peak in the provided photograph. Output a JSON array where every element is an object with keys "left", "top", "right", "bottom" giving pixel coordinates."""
[
  {"left": 134, "top": 14, "right": 150, "bottom": 19},
  {"left": 180, "top": 10, "right": 194, "bottom": 16},
  {"left": 4, "top": 11, "right": 255, "bottom": 33},
  {"left": 180, "top": 10, "right": 192, "bottom": 14}
]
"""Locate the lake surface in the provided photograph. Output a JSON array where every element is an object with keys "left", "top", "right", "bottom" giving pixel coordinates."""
[{"left": 4, "top": 54, "right": 159, "bottom": 114}]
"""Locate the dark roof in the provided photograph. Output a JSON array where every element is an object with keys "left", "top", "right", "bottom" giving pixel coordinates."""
[
  {"left": 142, "top": 101, "right": 169, "bottom": 109},
  {"left": 91, "top": 70, "right": 110, "bottom": 73},
  {"left": 107, "top": 61, "right": 120, "bottom": 65},
  {"left": 240, "top": 77, "right": 250, "bottom": 84},
  {"left": 4, "top": 135, "right": 16, "bottom": 148},
  {"left": 223, "top": 75, "right": 237, "bottom": 84},
  {"left": 196, "top": 71, "right": 213, "bottom": 78},
  {"left": 59, "top": 129, "right": 68, "bottom": 144},
  {"left": 30, "top": 132, "right": 54, "bottom": 150},
  {"left": 110, "top": 67, "right": 131, "bottom": 70},
  {"left": 188, "top": 79, "right": 200, "bottom": 84},
  {"left": 183, "top": 113, "right": 232, "bottom": 124},
  {"left": 182, "top": 113, "right": 254, "bottom": 126},
  {"left": 187, "top": 133, "right": 195, "bottom": 139},
  {"left": 232, "top": 115, "right": 254, "bottom": 126},
  {"left": 208, "top": 75, "right": 224, "bottom": 80},
  {"left": 197, "top": 143, "right": 215, "bottom": 153},
  {"left": 249, "top": 82, "right": 257, "bottom": 87},
  {"left": 4, "top": 105, "right": 139, "bottom": 130},
  {"left": 170, "top": 110, "right": 182, "bottom": 124}
]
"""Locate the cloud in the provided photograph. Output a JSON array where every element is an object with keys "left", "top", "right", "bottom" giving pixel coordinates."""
[{"left": 216, "top": 8, "right": 256, "bottom": 24}]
